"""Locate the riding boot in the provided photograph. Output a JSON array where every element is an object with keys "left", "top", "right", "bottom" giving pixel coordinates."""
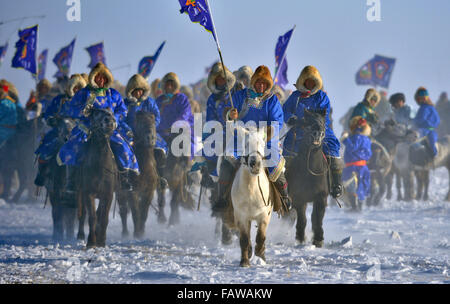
[
  {"left": 34, "top": 160, "right": 49, "bottom": 187},
  {"left": 273, "top": 172, "right": 292, "bottom": 211},
  {"left": 119, "top": 171, "right": 133, "bottom": 192},
  {"left": 328, "top": 156, "right": 344, "bottom": 199},
  {"left": 211, "top": 159, "right": 235, "bottom": 216},
  {"left": 154, "top": 149, "right": 168, "bottom": 189}
]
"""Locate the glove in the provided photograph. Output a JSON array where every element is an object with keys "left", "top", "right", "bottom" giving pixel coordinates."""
[
  {"left": 228, "top": 108, "right": 238, "bottom": 120},
  {"left": 340, "top": 131, "right": 349, "bottom": 141},
  {"left": 287, "top": 115, "right": 298, "bottom": 126},
  {"left": 82, "top": 104, "right": 93, "bottom": 117},
  {"left": 126, "top": 130, "right": 134, "bottom": 140}
]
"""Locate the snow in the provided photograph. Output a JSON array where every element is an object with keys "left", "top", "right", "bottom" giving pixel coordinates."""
[{"left": 0, "top": 168, "right": 449, "bottom": 284}]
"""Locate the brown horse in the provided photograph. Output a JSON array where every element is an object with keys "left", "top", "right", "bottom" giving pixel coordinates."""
[{"left": 117, "top": 111, "right": 158, "bottom": 239}]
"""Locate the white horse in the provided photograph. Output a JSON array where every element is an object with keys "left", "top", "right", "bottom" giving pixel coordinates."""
[{"left": 220, "top": 126, "right": 273, "bottom": 267}]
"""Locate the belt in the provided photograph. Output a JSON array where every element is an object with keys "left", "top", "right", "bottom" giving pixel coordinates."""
[{"left": 345, "top": 160, "right": 367, "bottom": 167}]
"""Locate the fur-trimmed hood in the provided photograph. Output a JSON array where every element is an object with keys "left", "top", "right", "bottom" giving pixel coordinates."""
[
  {"left": 207, "top": 62, "right": 236, "bottom": 94},
  {"left": 414, "top": 86, "right": 433, "bottom": 105},
  {"left": 150, "top": 78, "right": 162, "bottom": 99},
  {"left": 160, "top": 72, "right": 180, "bottom": 94},
  {"left": 364, "top": 88, "right": 381, "bottom": 107},
  {"left": 295, "top": 65, "right": 323, "bottom": 96},
  {"left": 125, "top": 74, "right": 151, "bottom": 103},
  {"left": 0, "top": 79, "right": 19, "bottom": 102},
  {"left": 180, "top": 85, "right": 194, "bottom": 101},
  {"left": 271, "top": 85, "right": 286, "bottom": 103},
  {"left": 234, "top": 66, "right": 253, "bottom": 87},
  {"left": 349, "top": 115, "right": 371, "bottom": 136},
  {"left": 66, "top": 74, "right": 88, "bottom": 98},
  {"left": 250, "top": 65, "right": 273, "bottom": 97},
  {"left": 88, "top": 62, "right": 114, "bottom": 89}
]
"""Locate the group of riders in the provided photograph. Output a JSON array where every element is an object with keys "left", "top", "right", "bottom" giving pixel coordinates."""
[{"left": 0, "top": 60, "right": 448, "bottom": 214}]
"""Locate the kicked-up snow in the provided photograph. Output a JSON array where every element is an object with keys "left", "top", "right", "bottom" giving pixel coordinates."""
[{"left": 0, "top": 168, "right": 449, "bottom": 284}]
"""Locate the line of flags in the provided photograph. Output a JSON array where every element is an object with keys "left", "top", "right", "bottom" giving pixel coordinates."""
[{"left": 355, "top": 54, "right": 396, "bottom": 89}]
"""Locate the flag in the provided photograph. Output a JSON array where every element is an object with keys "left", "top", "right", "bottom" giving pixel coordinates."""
[
  {"left": 138, "top": 41, "right": 165, "bottom": 79},
  {"left": 37, "top": 49, "right": 48, "bottom": 81},
  {"left": 356, "top": 55, "right": 396, "bottom": 88},
  {"left": 179, "top": 0, "right": 216, "bottom": 41},
  {"left": 53, "top": 38, "right": 76, "bottom": 78},
  {"left": 274, "top": 28, "right": 294, "bottom": 89},
  {"left": 86, "top": 42, "right": 106, "bottom": 69},
  {"left": 11, "top": 24, "right": 38, "bottom": 75},
  {"left": 0, "top": 43, "right": 8, "bottom": 67}
]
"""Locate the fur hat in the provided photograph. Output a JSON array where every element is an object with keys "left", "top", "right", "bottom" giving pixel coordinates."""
[
  {"left": 180, "top": 85, "right": 194, "bottom": 101},
  {"left": 0, "top": 79, "right": 19, "bottom": 102},
  {"left": 88, "top": 62, "right": 114, "bottom": 89},
  {"left": 364, "top": 88, "right": 381, "bottom": 107},
  {"left": 295, "top": 65, "right": 323, "bottom": 96},
  {"left": 150, "top": 78, "right": 162, "bottom": 99},
  {"left": 389, "top": 92, "right": 405, "bottom": 106},
  {"left": 66, "top": 74, "right": 87, "bottom": 98},
  {"left": 80, "top": 73, "right": 89, "bottom": 83},
  {"left": 271, "top": 84, "right": 286, "bottom": 103},
  {"left": 349, "top": 116, "right": 371, "bottom": 136},
  {"left": 207, "top": 62, "right": 236, "bottom": 94},
  {"left": 126, "top": 74, "right": 151, "bottom": 103},
  {"left": 160, "top": 72, "right": 181, "bottom": 94},
  {"left": 37, "top": 78, "right": 52, "bottom": 94},
  {"left": 250, "top": 65, "right": 273, "bottom": 97},
  {"left": 234, "top": 65, "right": 253, "bottom": 87},
  {"left": 414, "top": 86, "right": 433, "bottom": 105}
]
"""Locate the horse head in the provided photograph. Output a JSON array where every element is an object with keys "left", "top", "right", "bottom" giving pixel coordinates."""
[
  {"left": 299, "top": 108, "right": 326, "bottom": 148},
  {"left": 241, "top": 126, "right": 266, "bottom": 175},
  {"left": 89, "top": 108, "right": 117, "bottom": 138},
  {"left": 134, "top": 111, "right": 156, "bottom": 148}
]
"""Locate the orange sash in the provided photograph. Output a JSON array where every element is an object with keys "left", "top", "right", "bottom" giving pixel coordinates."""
[{"left": 345, "top": 160, "right": 367, "bottom": 167}]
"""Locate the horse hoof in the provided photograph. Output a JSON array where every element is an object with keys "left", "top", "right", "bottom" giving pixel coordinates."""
[
  {"left": 77, "top": 233, "right": 85, "bottom": 241},
  {"left": 312, "top": 240, "right": 323, "bottom": 248},
  {"left": 157, "top": 213, "right": 167, "bottom": 224},
  {"left": 240, "top": 260, "right": 250, "bottom": 267},
  {"left": 86, "top": 243, "right": 96, "bottom": 249}
]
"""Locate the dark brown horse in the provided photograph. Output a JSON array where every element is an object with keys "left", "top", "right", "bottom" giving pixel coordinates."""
[
  {"left": 77, "top": 108, "right": 117, "bottom": 248},
  {"left": 117, "top": 111, "right": 158, "bottom": 239},
  {"left": 285, "top": 109, "right": 329, "bottom": 248}
]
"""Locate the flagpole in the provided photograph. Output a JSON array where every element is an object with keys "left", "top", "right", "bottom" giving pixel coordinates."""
[
  {"left": 205, "top": 0, "right": 234, "bottom": 109},
  {"left": 273, "top": 25, "right": 296, "bottom": 86}
]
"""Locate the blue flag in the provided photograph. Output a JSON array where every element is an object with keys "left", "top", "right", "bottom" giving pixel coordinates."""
[
  {"left": 274, "top": 28, "right": 294, "bottom": 89},
  {"left": 11, "top": 24, "right": 38, "bottom": 75},
  {"left": 0, "top": 43, "right": 8, "bottom": 67},
  {"left": 53, "top": 38, "right": 76, "bottom": 78},
  {"left": 179, "top": 0, "right": 216, "bottom": 41},
  {"left": 356, "top": 55, "right": 396, "bottom": 88},
  {"left": 37, "top": 49, "right": 48, "bottom": 81},
  {"left": 86, "top": 42, "right": 106, "bottom": 69},
  {"left": 138, "top": 41, "right": 165, "bottom": 79}
]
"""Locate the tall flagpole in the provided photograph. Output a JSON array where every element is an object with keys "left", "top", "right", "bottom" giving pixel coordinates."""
[
  {"left": 273, "top": 25, "right": 296, "bottom": 86},
  {"left": 205, "top": 0, "right": 234, "bottom": 108}
]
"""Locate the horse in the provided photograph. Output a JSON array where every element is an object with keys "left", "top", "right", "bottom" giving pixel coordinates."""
[
  {"left": 285, "top": 109, "right": 329, "bottom": 248},
  {"left": 409, "top": 134, "right": 450, "bottom": 201},
  {"left": 117, "top": 111, "right": 158, "bottom": 239},
  {"left": 222, "top": 126, "right": 273, "bottom": 267},
  {"left": 76, "top": 108, "right": 118, "bottom": 248},
  {"left": 45, "top": 118, "right": 77, "bottom": 241}
]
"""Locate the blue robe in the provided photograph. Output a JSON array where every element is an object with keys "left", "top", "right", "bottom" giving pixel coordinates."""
[
  {"left": 228, "top": 88, "right": 285, "bottom": 182},
  {"left": 0, "top": 96, "right": 17, "bottom": 147},
  {"left": 35, "top": 94, "right": 71, "bottom": 161},
  {"left": 124, "top": 97, "right": 167, "bottom": 154},
  {"left": 342, "top": 134, "right": 372, "bottom": 201},
  {"left": 283, "top": 90, "right": 340, "bottom": 157},
  {"left": 57, "top": 86, "right": 139, "bottom": 173},
  {"left": 413, "top": 104, "right": 440, "bottom": 156},
  {"left": 156, "top": 93, "right": 195, "bottom": 158}
]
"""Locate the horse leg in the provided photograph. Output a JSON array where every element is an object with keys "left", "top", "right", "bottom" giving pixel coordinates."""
[
  {"left": 138, "top": 194, "right": 154, "bottom": 239},
  {"left": 96, "top": 193, "right": 114, "bottom": 247},
  {"left": 77, "top": 195, "right": 86, "bottom": 241},
  {"left": 168, "top": 188, "right": 180, "bottom": 226},
  {"left": 423, "top": 170, "right": 430, "bottom": 201},
  {"left": 12, "top": 166, "right": 27, "bottom": 203},
  {"left": 157, "top": 187, "right": 167, "bottom": 224},
  {"left": 255, "top": 217, "right": 269, "bottom": 262},
  {"left": 64, "top": 206, "right": 76, "bottom": 241},
  {"left": 221, "top": 220, "right": 233, "bottom": 245},
  {"left": 386, "top": 169, "right": 394, "bottom": 200},
  {"left": 50, "top": 194, "right": 64, "bottom": 241},
  {"left": 415, "top": 171, "right": 423, "bottom": 200},
  {"left": 311, "top": 196, "right": 327, "bottom": 248},
  {"left": 238, "top": 220, "right": 251, "bottom": 267},
  {"left": 85, "top": 193, "right": 97, "bottom": 248},
  {"left": 295, "top": 202, "right": 307, "bottom": 244},
  {"left": 117, "top": 191, "right": 130, "bottom": 238},
  {"left": 1, "top": 167, "right": 13, "bottom": 201},
  {"left": 447, "top": 167, "right": 450, "bottom": 201}
]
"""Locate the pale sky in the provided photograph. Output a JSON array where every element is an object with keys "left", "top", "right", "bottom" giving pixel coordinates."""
[{"left": 1, "top": 0, "right": 449, "bottom": 134}]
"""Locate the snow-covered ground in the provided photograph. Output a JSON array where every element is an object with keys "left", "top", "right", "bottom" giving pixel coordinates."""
[{"left": 0, "top": 168, "right": 449, "bottom": 284}]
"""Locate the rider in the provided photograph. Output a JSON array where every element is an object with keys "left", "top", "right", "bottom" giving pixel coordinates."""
[
  {"left": 155, "top": 72, "right": 195, "bottom": 167},
  {"left": 27, "top": 79, "right": 52, "bottom": 120},
  {"left": 283, "top": 65, "right": 343, "bottom": 199},
  {"left": 0, "top": 79, "right": 18, "bottom": 149},
  {"left": 58, "top": 63, "right": 139, "bottom": 198},
  {"left": 412, "top": 87, "right": 440, "bottom": 163},
  {"left": 212, "top": 65, "right": 292, "bottom": 214},
  {"left": 34, "top": 74, "right": 87, "bottom": 187},
  {"left": 123, "top": 73, "right": 168, "bottom": 188},
  {"left": 341, "top": 116, "right": 372, "bottom": 210},
  {"left": 350, "top": 88, "right": 381, "bottom": 129},
  {"left": 389, "top": 92, "right": 412, "bottom": 127}
]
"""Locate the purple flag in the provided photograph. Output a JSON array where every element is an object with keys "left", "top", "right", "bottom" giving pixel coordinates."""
[
  {"left": 11, "top": 24, "right": 38, "bottom": 75},
  {"left": 179, "top": 0, "right": 217, "bottom": 41},
  {"left": 274, "top": 28, "right": 294, "bottom": 88},
  {"left": 86, "top": 42, "right": 106, "bottom": 69},
  {"left": 0, "top": 43, "right": 8, "bottom": 67},
  {"left": 53, "top": 38, "right": 76, "bottom": 78},
  {"left": 356, "top": 55, "right": 396, "bottom": 88},
  {"left": 138, "top": 41, "right": 165, "bottom": 79},
  {"left": 37, "top": 49, "right": 48, "bottom": 81}
]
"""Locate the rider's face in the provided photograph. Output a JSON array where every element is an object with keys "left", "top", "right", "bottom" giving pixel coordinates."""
[
  {"left": 215, "top": 75, "right": 226, "bottom": 87},
  {"left": 132, "top": 89, "right": 144, "bottom": 100},
  {"left": 95, "top": 73, "right": 108, "bottom": 88},
  {"left": 165, "top": 80, "right": 175, "bottom": 94},
  {"left": 304, "top": 79, "right": 316, "bottom": 91},
  {"left": 254, "top": 79, "right": 267, "bottom": 94}
]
